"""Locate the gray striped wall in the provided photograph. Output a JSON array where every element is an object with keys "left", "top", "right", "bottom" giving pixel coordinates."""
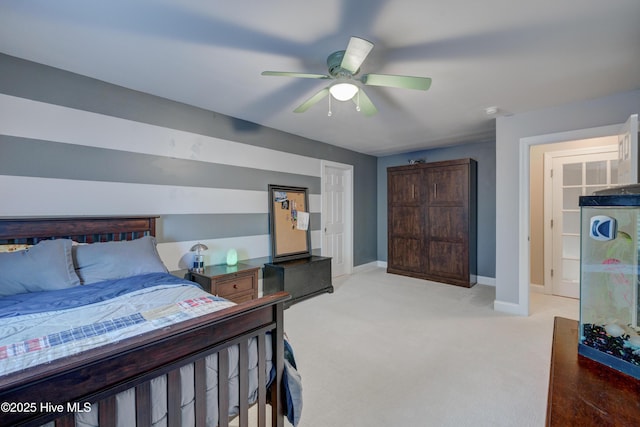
[{"left": 0, "top": 53, "right": 378, "bottom": 271}]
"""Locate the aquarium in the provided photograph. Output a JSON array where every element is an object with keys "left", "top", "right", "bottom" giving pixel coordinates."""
[{"left": 579, "top": 188, "right": 640, "bottom": 379}]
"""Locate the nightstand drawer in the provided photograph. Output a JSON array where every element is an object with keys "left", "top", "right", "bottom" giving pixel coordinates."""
[
  {"left": 229, "top": 291, "right": 255, "bottom": 304},
  {"left": 217, "top": 275, "right": 254, "bottom": 297}
]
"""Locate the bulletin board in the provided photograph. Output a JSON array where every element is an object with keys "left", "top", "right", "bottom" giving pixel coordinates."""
[{"left": 268, "top": 184, "right": 311, "bottom": 262}]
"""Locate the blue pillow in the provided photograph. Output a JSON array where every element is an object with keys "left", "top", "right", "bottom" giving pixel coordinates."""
[
  {"left": 74, "top": 236, "right": 168, "bottom": 285},
  {"left": 0, "top": 239, "right": 81, "bottom": 297}
]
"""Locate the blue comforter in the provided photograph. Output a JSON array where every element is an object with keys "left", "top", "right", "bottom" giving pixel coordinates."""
[{"left": 0, "top": 273, "right": 200, "bottom": 318}]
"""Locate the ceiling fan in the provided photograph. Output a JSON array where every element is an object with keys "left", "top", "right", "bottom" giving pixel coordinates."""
[{"left": 261, "top": 36, "right": 432, "bottom": 116}]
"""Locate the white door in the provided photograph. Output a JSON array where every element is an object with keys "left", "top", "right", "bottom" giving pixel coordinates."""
[
  {"left": 322, "top": 162, "right": 353, "bottom": 277},
  {"left": 549, "top": 150, "right": 618, "bottom": 298},
  {"left": 617, "top": 114, "right": 638, "bottom": 185}
]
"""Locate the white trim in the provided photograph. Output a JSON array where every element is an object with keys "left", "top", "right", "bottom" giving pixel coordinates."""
[
  {"left": 494, "top": 299, "right": 529, "bottom": 316},
  {"left": 321, "top": 160, "right": 354, "bottom": 276},
  {"left": 477, "top": 276, "right": 496, "bottom": 286},
  {"left": 516, "top": 123, "right": 623, "bottom": 316},
  {"left": 353, "top": 261, "right": 383, "bottom": 273},
  {"left": 618, "top": 114, "right": 639, "bottom": 184},
  {"left": 355, "top": 262, "right": 494, "bottom": 285},
  {"left": 543, "top": 152, "right": 553, "bottom": 296},
  {"left": 530, "top": 283, "right": 545, "bottom": 294}
]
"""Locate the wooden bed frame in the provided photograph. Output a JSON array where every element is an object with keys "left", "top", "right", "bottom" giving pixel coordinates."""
[{"left": 0, "top": 216, "right": 290, "bottom": 427}]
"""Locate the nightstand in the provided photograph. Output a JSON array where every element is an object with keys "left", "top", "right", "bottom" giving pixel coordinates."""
[{"left": 190, "top": 263, "right": 259, "bottom": 304}]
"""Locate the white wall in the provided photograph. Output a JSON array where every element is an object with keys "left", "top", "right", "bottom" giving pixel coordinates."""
[{"left": 495, "top": 89, "right": 640, "bottom": 315}]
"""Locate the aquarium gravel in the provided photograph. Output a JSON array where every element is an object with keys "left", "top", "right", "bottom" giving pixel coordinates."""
[{"left": 582, "top": 323, "right": 640, "bottom": 366}]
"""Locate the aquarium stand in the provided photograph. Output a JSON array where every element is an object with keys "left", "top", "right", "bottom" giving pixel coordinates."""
[
  {"left": 546, "top": 317, "right": 640, "bottom": 426},
  {"left": 578, "top": 342, "right": 640, "bottom": 381}
]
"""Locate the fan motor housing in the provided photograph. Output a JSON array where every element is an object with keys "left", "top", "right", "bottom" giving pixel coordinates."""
[{"left": 327, "top": 50, "right": 357, "bottom": 77}]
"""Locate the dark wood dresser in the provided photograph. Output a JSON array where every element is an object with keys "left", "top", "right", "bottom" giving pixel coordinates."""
[
  {"left": 546, "top": 317, "right": 640, "bottom": 426},
  {"left": 263, "top": 256, "right": 333, "bottom": 308}
]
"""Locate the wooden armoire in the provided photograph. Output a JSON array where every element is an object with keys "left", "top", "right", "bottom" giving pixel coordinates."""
[{"left": 387, "top": 158, "right": 477, "bottom": 287}]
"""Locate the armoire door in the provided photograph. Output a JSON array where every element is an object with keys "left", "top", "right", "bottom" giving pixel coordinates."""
[
  {"left": 425, "top": 164, "right": 470, "bottom": 282},
  {"left": 387, "top": 168, "right": 423, "bottom": 274}
]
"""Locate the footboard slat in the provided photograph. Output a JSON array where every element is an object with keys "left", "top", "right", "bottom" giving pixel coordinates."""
[
  {"left": 272, "top": 303, "right": 285, "bottom": 427},
  {"left": 219, "top": 348, "right": 230, "bottom": 427},
  {"left": 239, "top": 340, "right": 249, "bottom": 427},
  {"left": 135, "top": 381, "right": 152, "bottom": 426},
  {"left": 195, "top": 358, "right": 207, "bottom": 426},
  {"left": 168, "top": 368, "right": 181, "bottom": 427},
  {"left": 257, "top": 333, "right": 267, "bottom": 427},
  {"left": 98, "top": 395, "right": 116, "bottom": 427}
]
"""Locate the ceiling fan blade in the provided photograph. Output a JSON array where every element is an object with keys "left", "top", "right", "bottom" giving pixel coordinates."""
[
  {"left": 262, "top": 71, "right": 331, "bottom": 79},
  {"left": 361, "top": 74, "right": 432, "bottom": 91},
  {"left": 340, "top": 36, "right": 374, "bottom": 74},
  {"left": 294, "top": 88, "right": 330, "bottom": 113},
  {"left": 352, "top": 89, "right": 377, "bottom": 117}
]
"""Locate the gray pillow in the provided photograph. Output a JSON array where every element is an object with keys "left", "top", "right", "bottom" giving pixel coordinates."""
[
  {"left": 74, "top": 236, "right": 168, "bottom": 285},
  {"left": 0, "top": 239, "right": 81, "bottom": 297}
]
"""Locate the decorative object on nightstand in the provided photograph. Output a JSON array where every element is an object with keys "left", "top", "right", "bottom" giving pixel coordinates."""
[
  {"left": 190, "top": 243, "right": 208, "bottom": 273},
  {"left": 190, "top": 263, "right": 259, "bottom": 304},
  {"left": 226, "top": 248, "right": 238, "bottom": 266}
]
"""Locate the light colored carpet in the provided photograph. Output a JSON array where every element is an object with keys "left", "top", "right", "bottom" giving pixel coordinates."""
[{"left": 281, "top": 267, "right": 579, "bottom": 427}]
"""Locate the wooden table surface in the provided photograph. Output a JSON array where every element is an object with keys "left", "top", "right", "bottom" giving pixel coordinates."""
[{"left": 546, "top": 317, "right": 640, "bottom": 426}]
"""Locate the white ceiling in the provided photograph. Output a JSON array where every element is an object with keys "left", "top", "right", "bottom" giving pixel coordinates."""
[{"left": 1, "top": 0, "right": 639, "bottom": 156}]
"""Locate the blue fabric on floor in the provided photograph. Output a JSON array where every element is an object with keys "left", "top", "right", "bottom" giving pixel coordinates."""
[
  {"left": 267, "top": 337, "right": 303, "bottom": 426},
  {"left": 283, "top": 339, "right": 303, "bottom": 426}
]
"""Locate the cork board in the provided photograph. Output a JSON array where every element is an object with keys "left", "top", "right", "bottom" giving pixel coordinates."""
[{"left": 268, "top": 184, "right": 311, "bottom": 262}]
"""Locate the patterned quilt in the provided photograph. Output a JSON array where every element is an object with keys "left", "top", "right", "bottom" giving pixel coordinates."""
[{"left": 0, "top": 273, "right": 235, "bottom": 376}]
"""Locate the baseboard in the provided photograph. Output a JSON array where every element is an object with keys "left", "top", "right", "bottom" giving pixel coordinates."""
[
  {"left": 353, "top": 261, "right": 384, "bottom": 274},
  {"left": 357, "top": 263, "right": 495, "bottom": 286},
  {"left": 493, "top": 299, "right": 528, "bottom": 316},
  {"left": 530, "top": 283, "right": 546, "bottom": 294},
  {"left": 477, "top": 275, "right": 496, "bottom": 286}
]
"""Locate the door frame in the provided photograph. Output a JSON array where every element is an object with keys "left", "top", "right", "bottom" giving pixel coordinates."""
[
  {"left": 519, "top": 123, "right": 623, "bottom": 315},
  {"left": 321, "top": 160, "right": 354, "bottom": 276},
  {"left": 542, "top": 145, "right": 618, "bottom": 296}
]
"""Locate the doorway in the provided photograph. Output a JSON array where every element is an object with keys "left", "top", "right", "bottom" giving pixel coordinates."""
[
  {"left": 321, "top": 160, "right": 354, "bottom": 277},
  {"left": 522, "top": 114, "right": 638, "bottom": 314}
]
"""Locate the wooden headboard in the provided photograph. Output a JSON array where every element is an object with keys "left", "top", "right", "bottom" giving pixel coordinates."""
[{"left": 0, "top": 216, "right": 158, "bottom": 244}]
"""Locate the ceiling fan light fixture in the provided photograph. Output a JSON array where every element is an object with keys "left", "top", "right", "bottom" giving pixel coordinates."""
[
  {"left": 329, "top": 82, "right": 359, "bottom": 101},
  {"left": 263, "top": 37, "right": 430, "bottom": 116}
]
